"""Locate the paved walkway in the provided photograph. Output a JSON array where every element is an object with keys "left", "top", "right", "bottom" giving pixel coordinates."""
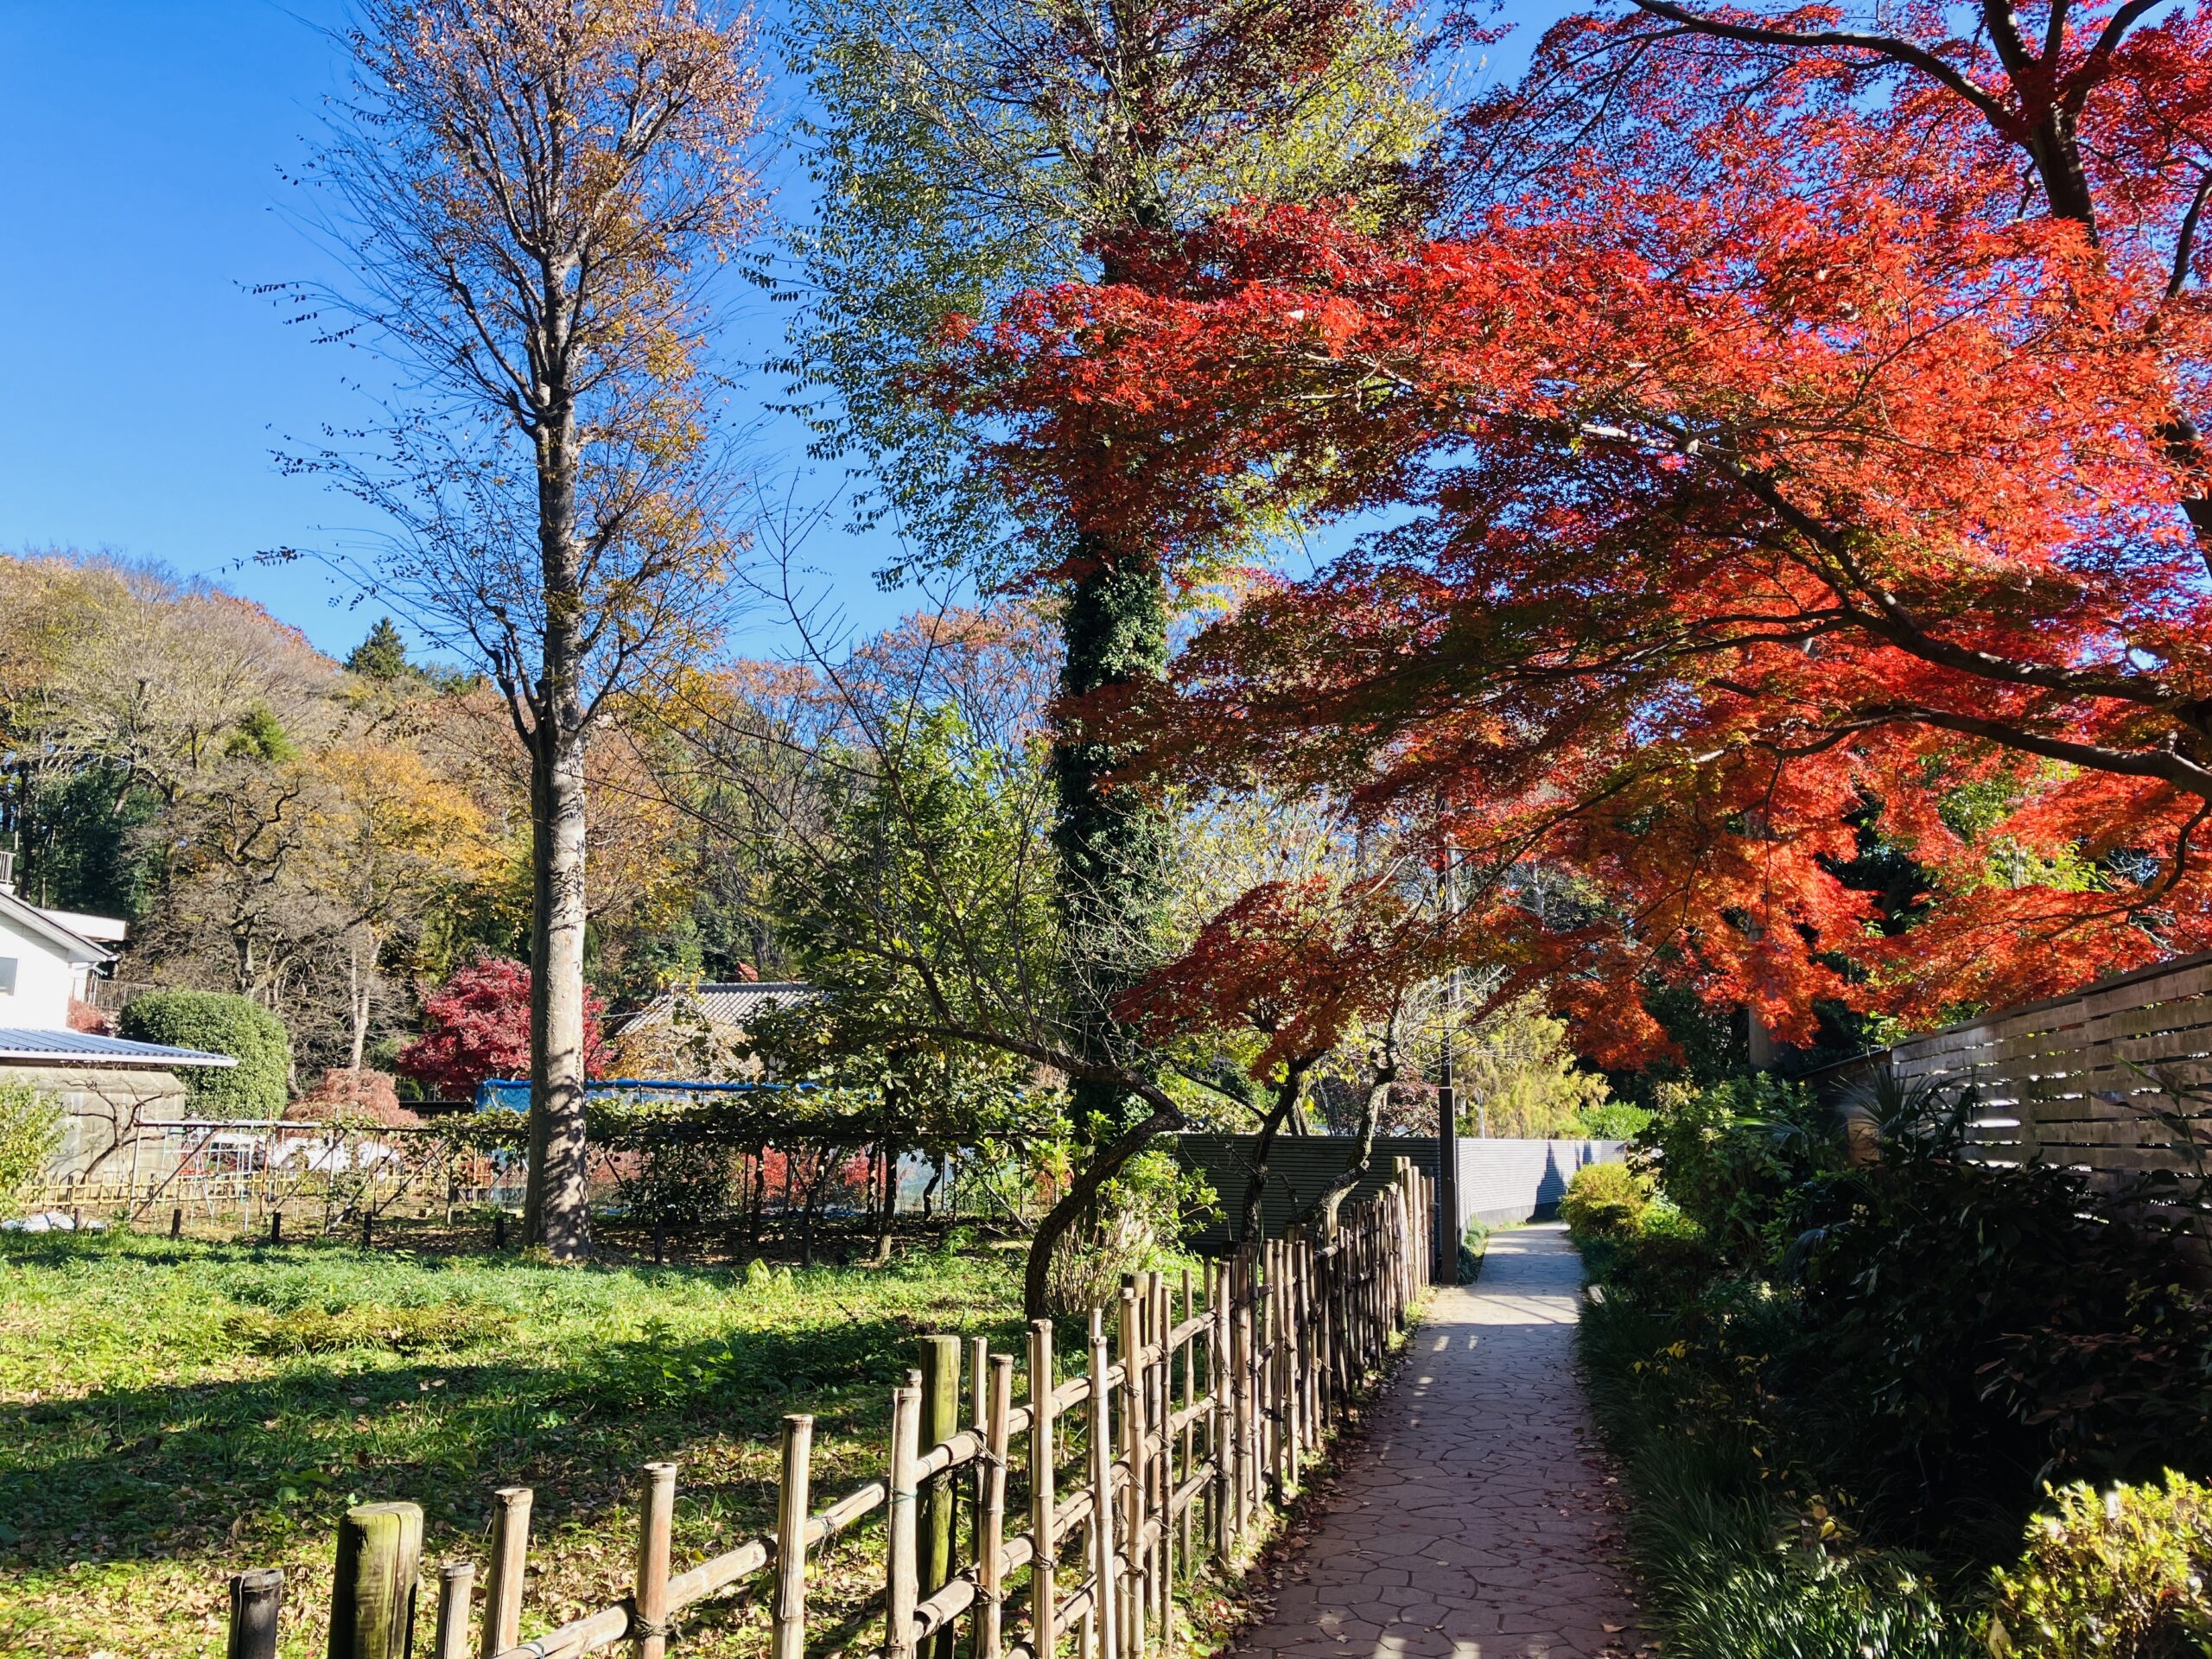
[{"left": 1234, "top": 1224, "right": 1647, "bottom": 1659}]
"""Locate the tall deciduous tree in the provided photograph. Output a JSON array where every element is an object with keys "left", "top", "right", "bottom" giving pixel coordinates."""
[
  {"left": 289, "top": 0, "right": 764, "bottom": 1254},
  {"left": 950, "top": 0, "right": 2212, "bottom": 1052},
  {"left": 788, "top": 0, "right": 1433, "bottom": 1134}
]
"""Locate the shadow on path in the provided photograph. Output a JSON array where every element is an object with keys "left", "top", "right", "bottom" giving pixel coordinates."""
[{"left": 1235, "top": 1224, "right": 1648, "bottom": 1659}]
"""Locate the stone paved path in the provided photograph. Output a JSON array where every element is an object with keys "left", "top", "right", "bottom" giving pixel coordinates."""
[{"left": 1232, "top": 1224, "right": 1646, "bottom": 1659}]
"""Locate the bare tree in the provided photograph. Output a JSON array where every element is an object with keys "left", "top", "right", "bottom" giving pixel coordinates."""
[{"left": 282, "top": 0, "right": 765, "bottom": 1255}]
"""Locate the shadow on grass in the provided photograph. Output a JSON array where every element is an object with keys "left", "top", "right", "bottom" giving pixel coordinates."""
[{"left": 0, "top": 1255, "right": 1021, "bottom": 1574}]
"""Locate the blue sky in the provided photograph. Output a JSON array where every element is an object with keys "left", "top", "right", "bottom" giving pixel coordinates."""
[
  {"left": 0, "top": 0, "right": 904, "bottom": 664},
  {"left": 0, "top": 3, "right": 1549, "bottom": 666}
]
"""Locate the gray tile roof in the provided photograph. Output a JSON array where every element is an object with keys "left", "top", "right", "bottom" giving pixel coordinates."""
[
  {"left": 612, "top": 981, "right": 817, "bottom": 1037},
  {"left": 0, "top": 1029, "right": 237, "bottom": 1067}
]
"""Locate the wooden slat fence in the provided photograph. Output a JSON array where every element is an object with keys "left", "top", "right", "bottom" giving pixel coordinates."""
[
  {"left": 1888, "top": 950, "right": 2212, "bottom": 1179},
  {"left": 219, "top": 1164, "right": 1434, "bottom": 1659}
]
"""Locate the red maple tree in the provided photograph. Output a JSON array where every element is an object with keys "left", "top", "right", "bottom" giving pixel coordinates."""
[
  {"left": 951, "top": 0, "right": 2212, "bottom": 1056},
  {"left": 397, "top": 952, "right": 607, "bottom": 1102}
]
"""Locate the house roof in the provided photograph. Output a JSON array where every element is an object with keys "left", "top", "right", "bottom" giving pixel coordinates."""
[
  {"left": 612, "top": 981, "right": 817, "bottom": 1037},
  {"left": 0, "top": 1029, "right": 237, "bottom": 1067},
  {"left": 0, "top": 890, "right": 116, "bottom": 963}
]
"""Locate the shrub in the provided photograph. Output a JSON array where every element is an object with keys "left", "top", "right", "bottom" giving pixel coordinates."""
[
  {"left": 0, "top": 1080, "right": 65, "bottom": 1217},
  {"left": 1560, "top": 1160, "right": 1652, "bottom": 1243},
  {"left": 287, "top": 1069, "right": 421, "bottom": 1127},
  {"left": 119, "top": 991, "right": 289, "bottom": 1117},
  {"left": 614, "top": 1138, "right": 738, "bottom": 1230},
  {"left": 1989, "top": 1472, "right": 2212, "bottom": 1657},
  {"left": 1573, "top": 1101, "right": 1656, "bottom": 1140},
  {"left": 1044, "top": 1146, "right": 1211, "bottom": 1316},
  {"left": 1644, "top": 1074, "right": 1843, "bottom": 1268}
]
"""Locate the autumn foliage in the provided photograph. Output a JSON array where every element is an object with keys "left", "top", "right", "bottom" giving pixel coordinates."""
[
  {"left": 397, "top": 953, "right": 607, "bottom": 1101},
  {"left": 953, "top": 0, "right": 2212, "bottom": 1058}
]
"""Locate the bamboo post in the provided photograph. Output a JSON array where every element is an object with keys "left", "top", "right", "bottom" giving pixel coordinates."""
[
  {"left": 887, "top": 1380, "right": 923, "bottom": 1659},
  {"left": 918, "top": 1335, "right": 961, "bottom": 1659},
  {"left": 1207, "top": 1263, "right": 1229, "bottom": 1560},
  {"left": 632, "top": 1462, "right": 677, "bottom": 1659},
  {"left": 329, "top": 1501, "right": 422, "bottom": 1659},
  {"left": 1116, "top": 1286, "right": 1145, "bottom": 1659},
  {"left": 1230, "top": 1257, "right": 1252, "bottom": 1538},
  {"left": 970, "top": 1332, "right": 990, "bottom": 1577},
  {"left": 1027, "top": 1320, "right": 1058, "bottom": 1659},
  {"left": 433, "top": 1563, "right": 474, "bottom": 1659},
  {"left": 980, "top": 1355, "right": 1012, "bottom": 1659},
  {"left": 482, "top": 1486, "right": 533, "bottom": 1659},
  {"left": 1151, "top": 1273, "right": 1172, "bottom": 1643},
  {"left": 1086, "top": 1309, "right": 1119, "bottom": 1659},
  {"left": 1177, "top": 1267, "right": 1194, "bottom": 1573},
  {"left": 226, "top": 1567, "right": 283, "bottom": 1659},
  {"left": 773, "top": 1415, "right": 814, "bottom": 1659}
]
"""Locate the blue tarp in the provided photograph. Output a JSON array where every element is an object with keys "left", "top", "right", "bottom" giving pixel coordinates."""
[{"left": 472, "top": 1077, "right": 785, "bottom": 1113}]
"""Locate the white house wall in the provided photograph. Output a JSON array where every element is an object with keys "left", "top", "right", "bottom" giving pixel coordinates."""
[{"left": 0, "top": 911, "right": 87, "bottom": 1030}]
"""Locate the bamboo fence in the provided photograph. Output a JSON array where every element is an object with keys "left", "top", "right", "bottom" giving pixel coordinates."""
[{"left": 219, "top": 1162, "right": 1433, "bottom": 1659}]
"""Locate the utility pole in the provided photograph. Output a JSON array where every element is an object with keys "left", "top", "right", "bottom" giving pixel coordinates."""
[{"left": 1434, "top": 844, "right": 1460, "bottom": 1285}]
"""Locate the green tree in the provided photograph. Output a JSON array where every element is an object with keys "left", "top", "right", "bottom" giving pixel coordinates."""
[
  {"left": 119, "top": 991, "right": 292, "bottom": 1118},
  {"left": 786, "top": 0, "right": 1433, "bottom": 1135},
  {"left": 345, "top": 619, "right": 412, "bottom": 682}
]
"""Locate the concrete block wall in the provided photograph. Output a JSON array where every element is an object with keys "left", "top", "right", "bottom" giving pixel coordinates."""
[{"left": 1174, "top": 1132, "right": 1627, "bottom": 1250}]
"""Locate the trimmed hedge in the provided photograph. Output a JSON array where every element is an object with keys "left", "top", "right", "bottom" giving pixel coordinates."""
[{"left": 119, "top": 991, "right": 289, "bottom": 1117}]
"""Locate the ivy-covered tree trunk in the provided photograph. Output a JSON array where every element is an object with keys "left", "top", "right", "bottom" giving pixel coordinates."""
[{"left": 1051, "top": 543, "right": 1170, "bottom": 1135}]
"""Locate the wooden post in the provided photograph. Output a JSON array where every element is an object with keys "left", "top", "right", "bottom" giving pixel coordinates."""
[
  {"left": 433, "top": 1563, "right": 474, "bottom": 1659},
  {"left": 918, "top": 1334, "right": 961, "bottom": 1659},
  {"left": 1086, "top": 1311, "right": 1118, "bottom": 1659},
  {"left": 979, "top": 1354, "right": 1012, "bottom": 1659},
  {"left": 887, "top": 1380, "right": 923, "bottom": 1659},
  {"left": 329, "top": 1501, "right": 422, "bottom": 1659},
  {"left": 1151, "top": 1273, "right": 1172, "bottom": 1643},
  {"left": 1207, "top": 1263, "right": 1229, "bottom": 1560},
  {"left": 481, "top": 1486, "right": 532, "bottom": 1659},
  {"left": 1027, "top": 1320, "right": 1057, "bottom": 1659},
  {"left": 170, "top": 1205, "right": 183, "bottom": 1239},
  {"left": 1230, "top": 1257, "right": 1251, "bottom": 1539},
  {"left": 1177, "top": 1267, "right": 1194, "bottom": 1573},
  {"left": 970, "top": 1333, "right": 989, "bottom": 1580},
  {"left": 226, "top": 1567, "right": 283, "bottom": 1659},
  {"left": 633, "top": 1462, "right": 677, "bottom": 1659},
  {"left": 1117, "top": 1286, "right": 1145, "bottom": 1659},
  {"left": 773, "top": 1415, "right": 814, "bottom": 1659}
]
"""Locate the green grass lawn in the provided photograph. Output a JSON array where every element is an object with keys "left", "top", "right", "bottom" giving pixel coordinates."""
[{"left": 0, "top": 1228, "right": 1026, "bottom": 1658}]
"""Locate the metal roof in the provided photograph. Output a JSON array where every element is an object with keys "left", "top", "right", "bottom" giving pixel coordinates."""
[{"left": 0, "top": 1029, "right": 238, "bottom": 1067}]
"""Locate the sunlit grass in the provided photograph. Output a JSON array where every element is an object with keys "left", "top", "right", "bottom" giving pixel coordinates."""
[{"left": 0, "top": 1228, "right": 1023, "bottom": 1658}]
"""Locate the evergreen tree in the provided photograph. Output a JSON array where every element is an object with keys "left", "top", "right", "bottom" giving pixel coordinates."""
[{"left": 345, "top": 618, "right": 411, "bottom": 682}]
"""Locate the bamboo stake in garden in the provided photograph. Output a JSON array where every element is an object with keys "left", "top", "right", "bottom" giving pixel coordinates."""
[
  {"left": 1027, "top": 1320, "right": 1058, "bottom": 1659},
  {"left": 887, "top": 1380, "right": 923, "bottom": 1659},
  {"left": 632, "top": 1462, "right": 677, "bottom": 1659},
  {"left": 980, "top": 1353, "right": 1013, "bottom": 1659},
  {"left": 1087, "top": 1308, "right": 1119, "bottom": 1659},
  {"left": 482, "top": 1487, "right": 532, "bottom": 1659},
  {"left": 433, "top": 1562, "right": 474, "bottom": 1659},
  {"left": 773, "top": 1416, "right": 813, "bottom": 1659}
]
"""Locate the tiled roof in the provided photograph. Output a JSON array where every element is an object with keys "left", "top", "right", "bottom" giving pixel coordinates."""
[
  {"left": 0, "top": 1029, "right": 237, "bottom": 1067},
  {"left": 613, "top": 981, "right": 817, "bottom": 1036}
]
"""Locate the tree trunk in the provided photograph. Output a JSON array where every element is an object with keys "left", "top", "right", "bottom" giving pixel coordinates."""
[
  {"left": 346, "top": 931, "right": 374, "bottom": 1074},
  {"left": 1237, "top": 1060, "right": 1314, "bottom": 1245},
  {"left": 1050, "top": 544, "right": 1170, "bottom": 1135},
  {"left": 523, "top": 719, "right": 593, "bottom": 1258},
  {"left": 1021, "top": 1099, "right": 1180, "bottom": 1320}
]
